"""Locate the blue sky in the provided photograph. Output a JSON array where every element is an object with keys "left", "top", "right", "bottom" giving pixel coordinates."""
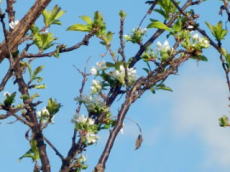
[{"left": 0, "top": 0, "right": 230, "bottom": 172}]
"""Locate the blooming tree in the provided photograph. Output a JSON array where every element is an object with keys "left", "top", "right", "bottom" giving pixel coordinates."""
[{"left": 0, "top": 0, "right": 230, "bottom": 172}]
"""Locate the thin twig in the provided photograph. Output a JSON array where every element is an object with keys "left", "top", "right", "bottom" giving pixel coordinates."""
[
  {"left": 0, "top": 68, "right": 13, "bottom": 91},
  {"left": 72, "top": 66, "right": 89, "bottom": 145},
  {"left": 22, "top": 32, "right": 95, "bottom": 59},
  {"left": 118, "top": 13, "right": 128, "bottom": 87},
  {"left": 44, "top": 136, "right": 64, "bottom": 161},
  {"left": 138, "top": 0, "right": 158, "bottom": 29}
]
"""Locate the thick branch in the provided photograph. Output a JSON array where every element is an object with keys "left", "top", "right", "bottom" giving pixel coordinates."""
[
  {"left": 6, "top": 0, "right": 16, "bottom": 23},
  {"left": 0, "top": 0, "right": 52, "bottom": 63},
  {"left": 14, "top": 62, "right": 50, "bottom": 172}
]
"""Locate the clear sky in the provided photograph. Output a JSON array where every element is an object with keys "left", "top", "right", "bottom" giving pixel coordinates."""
[{"left": 0, "top": 0, "right": 230, "bottom": 172}]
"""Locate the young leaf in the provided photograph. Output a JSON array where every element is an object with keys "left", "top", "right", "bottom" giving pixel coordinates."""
[
  {"left": 33, "top": 66, "right": 44, "bottom": 78},
  {"left": 206, "top": 21, "right": 228, "bottom": 41},
  {"left": 147, "top": 20, "right": 171, "bottom": 31},
  {"left": 46, "top": 98, "right": 61, "bottom": 115},
  {"left": 19, "top": 140, "right": 40, "bottom": 161},
  {"left": 30, "top": 25, "right": 40, "bottom": 34},
  {"left": 34, "top": 33, "right": 56, "bottom": 50},
  {"left": 80, "top": 16, "right": 93, "bottom": 24},
  {"left": 156, "top": 84, "right": 173, "bottom": 92},
  {"left": 34, "top": 84, "right": 46, "bottom": 89},
  {"left": 67, "top": 24, "right": 90, "bottom": 32},
  {"left": 191, "top": 55, "right": 208, "bottom": 62},
  {"left": 42, "top": 5, "right": 65, "bottom": 27},
  {"left": 4, "top": 92, "right": 16, "bottom": 107}
]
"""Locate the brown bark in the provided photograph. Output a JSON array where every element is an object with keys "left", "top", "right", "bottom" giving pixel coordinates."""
[{"left": 0, "top": 0, "right": 51, "bottom": 63}]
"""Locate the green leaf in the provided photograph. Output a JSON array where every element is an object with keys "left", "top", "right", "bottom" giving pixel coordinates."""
[
  {"left": 46, "top": 98, "right": 61, "bottom": 115},
  {"left": 30, "top": 25, "right": 40, "bottom": 34},
  {"left": 4, "top": 92, "right": 16, "bottom": 107},
  {"left": 156, "top": 84, "right": 173, "bottom": 92},
  {"left": 19, "top": 140, "right": 40, "bottom": 161},
  {"left": 80, "top": 16, "right": 93, "bottom": 24},
  {"left": 33, "top": 66, "right": 44, "bottom": 78},
  {"left": 42, "top": 5, "right": 65, "bottom": 27},
  {"left": 191, "top": 55, "right": 208, "bottom": 61},
  {"left": 147, "top": 20, "right": 171, "bottom": 31},
  {"left": 20, "top": 94, "right": 30, "bottom": 101},
  {"left": 31, "top": 94, "right": 40, "bottom": 99},
  {"left": 34, "top": 33, "right": 56, "bottom": 50},
  {"left": 219, "top": 115, "right": 230, "bottom": 127},
  {"left": 67, "top": 24, "right": 90, "bottom": 32},
  {"left": 34, "top": 84, "right": 46, "bottom": 89},
  {"left": 156, "top": 0, "right": 176, "bottom": 19},
  {"left": 206, "top": 21, "right": 228, "bottom": 41}
]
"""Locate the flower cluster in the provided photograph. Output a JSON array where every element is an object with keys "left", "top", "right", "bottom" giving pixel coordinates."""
[
  {"left": 72, "top": 114, "right": 99, "bottom": 144},
  {"left": 37, "top": 107, "right": 55, "bottom": 124},
  {"left": 191, "top": 33, "right": 210, "bottom": 48},
  {"left": 111, "top": 65, "right": 137, "bottom": 85},
  {"left": 90, "top": 61, "right": 137, "bottom": 89},
  {"left": 124, "top": 28, "right": 147, "bottom": 43},
  {"left": 156, "top": 40, "right": 174, "bottom": 61},
  {"left": 9, "top": 20, "right": 19, "bottom": 29},
  {"left": 156, "top": 40, "right": 172, "bottom": 52},
  {"left": 90, "top": 80, "right": 102, "bottom": 94},
  {"left": 90, "top": 61, "right": 106, "bottom": 75}
]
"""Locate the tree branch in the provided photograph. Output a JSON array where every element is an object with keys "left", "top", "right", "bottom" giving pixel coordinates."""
[
  {"left": 21, "top": 32, "right": 95, "bottom": 58},
  {"left": 0, "top": 0, "right": 52, "bottom": 63},
  {"left": 6, "top": 0, "right": 16, "bottom": 23},
  {"left": 44, "top": 136, "right": 64, "bottom": 161}
]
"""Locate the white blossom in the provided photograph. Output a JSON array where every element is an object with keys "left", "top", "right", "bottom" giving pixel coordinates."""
[
  {"left": 123, "top": 34, "right": 130, "bottom": 40},
  {"left": 78, "top": 154, "right": 87, "bottom": 163},
  {"left": 73, "top": 114, "right": 95, "bottom": 126},
  {"left": 132, "top": 27, "right": 147, "bottom": 34},
  {"left": 156, "top": 40, "right": 171, "bottom": 52},
  {"left": 90, "top": 67, "right": 97, "bottom": 75},
  {"left": 75, "top": 115, "right": 88, "bottom": 123},
  {"left": 111, "top": 65, "right": 137, "bottom": 85},
  {"left": 9, "top": 20, "right": 19, "bottom": 29},
  {"left": 36, "top": 108, "right": 53, "bottom": 124},
  {"left": 96, "top": 61, "right": 106, "bottom": 70},
  {"left": 37, "top": 108, "right": 50, "bottom": 118},
  {"left": 87, "top": 118, "right": 95, "bottom": 125},
  {"left": 120, "top": 123, "right": 125, "bottom": 134},
  {"left": 91, "top": 80, "right": 102, "bottom": 94},
  {"left": 191, "top": 32, "right": 210, "bottom": 48},
  {"left": 85, "top": 132, "right": 99, "bottom": 144},
  {"left": 200, "top": 39, "right": 210, "bottom": 48},
  {"left": 192, "top": 33, "right": 199, "bottom": 40}
]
